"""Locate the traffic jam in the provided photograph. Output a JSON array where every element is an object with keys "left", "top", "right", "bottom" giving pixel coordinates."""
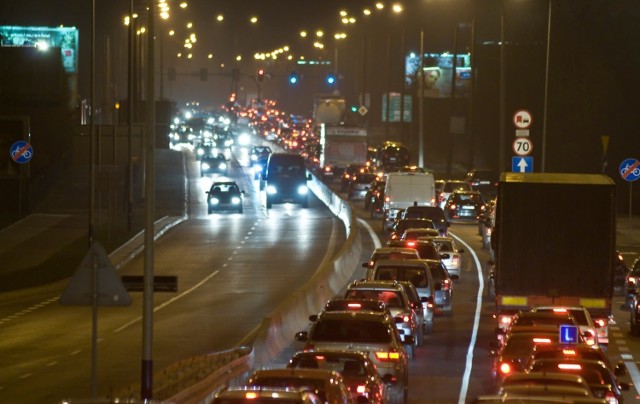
[{"left": 169, "top": 97, "right": 640, "bottom": 404}]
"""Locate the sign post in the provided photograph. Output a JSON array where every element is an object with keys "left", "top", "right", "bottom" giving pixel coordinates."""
[{"left": 619, "top": 158, "right": 640, "bottom": 229}]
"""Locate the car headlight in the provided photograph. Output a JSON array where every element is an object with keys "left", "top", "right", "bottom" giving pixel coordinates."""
[
  {"left": 253, "top": 164, "right": 262, "bottom": 172},
  {"left": 188, "top": 134, "right": 196, "bottom": 140},
  {"left": 266, "top": 185, "right": 277, "bottom": 195},
  {"left": 231, "top": 197, "right": 241, "bottom": 204},
  {"left": 297, "top": 185, "right": 308, "bottom": 195},
  {"left": 210, "top": 198, "right": 219, "bottom": 205},
  {"left": 197, "top": 148, "right": 204, "bottom": 156},
  {"left": 225, "top": 139, "right": 233, "bottom": 146},
  {"left": 219, "top": 162, "right": 227, "bottom": 170},
  {"left": 238, "top": 133, "right": 250, "bottom": 145},
  {"left": 201, "top": 162, "right": 211, "bottom": 170},
  {"left": 251, "top": 154, "right": 258, "bottom": 161}
]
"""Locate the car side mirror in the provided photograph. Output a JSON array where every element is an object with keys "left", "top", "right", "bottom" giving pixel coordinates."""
[
  {"left": 395, "top": 317, "right": 404, "bottom": 325},
  {"left": 309, "top": 314, "right": 318, "bottom": 322},
  {"left": 205, "top": 191, "right": 210, "bottom": 194},
  {"left": 295, "top": 331, "right": 308, "bottom": 342}
]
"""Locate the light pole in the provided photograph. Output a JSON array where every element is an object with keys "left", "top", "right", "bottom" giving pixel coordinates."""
[{"left": 541, "top": 0, "right": 552, "bottom": 172}]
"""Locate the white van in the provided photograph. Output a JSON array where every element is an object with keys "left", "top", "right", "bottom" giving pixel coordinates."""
[{"left": 383, "top": 172, "right": 436, "bottom": 231}]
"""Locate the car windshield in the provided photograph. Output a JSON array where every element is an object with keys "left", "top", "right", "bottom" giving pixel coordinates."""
[
  {"left": 432, "top": 240, "right": 454, "bottom": 251},
  {"left": 373, "top": 267, "right": 429, "bottom": 288},
  {"left": 211, "top": 183, "right": 238, "bottom": 193},
  {"left": 372, "top": 252, "right": 417, "bottom": 261},
  {"left": 311, "top": 319, "right": 392, "bottom": 343}
]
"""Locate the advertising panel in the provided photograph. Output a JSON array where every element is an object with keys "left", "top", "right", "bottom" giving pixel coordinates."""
[{"left": 405, "top": 52, "right": 471, "bottom": 98}]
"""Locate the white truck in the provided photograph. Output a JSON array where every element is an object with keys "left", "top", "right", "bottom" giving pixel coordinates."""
[
  {"left": 383, "top": 172, "right": 437, "bottom": 231},
  {"left": 318, "top": 124, "right": 368, "bottom": 179}
]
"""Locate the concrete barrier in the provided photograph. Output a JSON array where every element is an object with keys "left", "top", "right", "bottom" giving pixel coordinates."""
[{"left": 167, "top": 158, "right": 362, "bottom": 404}]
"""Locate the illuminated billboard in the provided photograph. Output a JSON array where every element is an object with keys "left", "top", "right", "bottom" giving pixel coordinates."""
[
  {"left": 0, "top": 26, "right": 79, "bottom": 73},
  {"left": 406, "top": 52, "right": 471, "bottom": 98}
]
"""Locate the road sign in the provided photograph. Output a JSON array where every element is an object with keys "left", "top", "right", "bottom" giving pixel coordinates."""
[
  {"left": 60, "top": 242, "right": 132, "bottom": 306},
  {"left": 620, "top": 158, "right": 640, "bottom": 182},
  {"left": 512, "top": 156, "right": 533, "bottom": 173},
  {"left": 358, "top": 106, "right": 368, "bottom": 116},
  {"left": 513, "top": 137, "right": 533, "bottom": 156},
  {"left": 559, "top": 324, "right": 579, "bottom": 344},
  {"left": 513, "top": 109, "right": 533, "bottom": 129},
  {"left": 10, "top": 141, "right": 33, "bottom": 164}
]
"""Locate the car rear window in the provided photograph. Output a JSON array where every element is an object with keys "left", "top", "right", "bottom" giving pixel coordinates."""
[
  {"left": 249, "top": 378, "right": 327, "bottom": 402},
  {"left": 428, "top": 263, "right": 449, "bottom": 281},
  {"left": 311, "top": 319, "right": 392, "bottom": 343},
  {"left": 372, "top": 266, "right": 429, "bottom": 288}
]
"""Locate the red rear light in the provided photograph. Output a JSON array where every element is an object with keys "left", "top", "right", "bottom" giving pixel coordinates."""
[
  {"left": 533, "top": 338, "right": 552, "bottom": 344},
  {"left": 499, "top": 362, "right": 512, "bottom": 375},
  {"left": 499, "top": 315, "right": 512, "bottom": 326},
  {"left": 604, "top": 392, "right": 617, "bottom": 404},
  {"left": 406, "top": 241, "right": 416, "bottom": 247},
  {"left": 449, "top": 204, "right": 457, "bottom": 210},
  {"left": 552, "top": 308, "right": 568, "bottom": 313},
  {"left": 595, "top": 318, "right": 607, "bottom": 328},
  {"left": 245, "top": 392, "right": 258, "bottom": 399},
  {"left": 628, "top": 277, "right": 636, "bottom": 285},
  {"left": 348, "top": 303, "right": 362, "bottom": 309},
  {"left": 385, "top": 196, "right": 390, "bottom": 202},
  {"left": 451, "top": 256, "right": 460, "bottom": 266},
  {"left": 562, "top": 349, "right": 577, "bottom": 356}
]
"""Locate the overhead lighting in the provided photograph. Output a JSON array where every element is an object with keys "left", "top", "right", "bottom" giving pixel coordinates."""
[
  {"left": 300, "top": 30, "right": 307, "bottom": 38},
  {"left": 179, "top": 2, "right": 187, "bottom": 9},
  {"left": 216, "top": 14, "right": 224, "bottom": 22}
]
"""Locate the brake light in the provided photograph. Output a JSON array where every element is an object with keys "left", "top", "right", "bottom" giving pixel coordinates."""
[
  {"left": 375, "top": 351, "right": 401, "bottom": 361},
  {"left": 348, "top": 303, "right": 362, "bottom": 309},
  {"left": 628, "top": 277, "right": 636, "bottom": 285},
  {"left": 604, "top": 391, "right": 618, "bottom": 404},
  {"left": 499, "top": 315, "right": 512, "bottom": 326},
  {"left": 245, "top": 392, "right": 258, "bottom": 399},
  {"left": 442, "top": 279, "right": 451, "bottom": 291},
  {"left": 406, "top": 241, "right": 416, "bottom": 247},
  {"left": 499, "top": 362, "right": 512, "bottom": 375},
  {"left": 324, "top": 166, "right": 331, "bottom": 172},
  {"left": 552, "top": 308, "right": 568, "bottom": 313},
  {"left": 397, "top": 315, "right": 410, "bottom": 322},
  {"left": 595, "top": 318, "right": 607, "bottom": 328},
  {"left": 533, "top": 338, "right": 552, "bottom": 344},
  {"left": 430, "top": 198, "right": 436, "bottom": 205},
  {"left": 314, "top": 355, "right": 325, "bottom": 360},
  {"left": 558, "top": 363, "right": 582, "bottom": 370},
  {"left": 344, "top": 174, "right": 350, "bottom": 179},
  {"left": 368, "top": 260, "right": 375, "bottom": 267},
  {"left": 451, "top": 256, "right": 460, "bottom": 267},
  {"left": 356, "top": 385, "right": 366, "bottom": 394},
  {"left": 562, "top": 349, "right": 576, "bottom": 356}
]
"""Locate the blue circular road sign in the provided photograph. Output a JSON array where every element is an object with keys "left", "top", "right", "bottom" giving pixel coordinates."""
[
  {"left": 620, "top": 158, "right": 640, "bottom": 182},
  {"left": 10, "top": 141, "right": 33, "bottom": 164}
]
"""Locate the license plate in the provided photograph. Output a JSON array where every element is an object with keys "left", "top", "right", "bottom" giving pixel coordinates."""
[{"left": 462, "top": 206, "right": 475, "bottom": 210}]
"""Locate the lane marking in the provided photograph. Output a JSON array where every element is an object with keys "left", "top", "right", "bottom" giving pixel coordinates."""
[
  {"left": 449, "top": 231, "right": 484, "bottom": 404},
  {"left": 623, "top": 360, "right": 640, "bottom": 396},
  {"left": 357, "top": 218, "right": 381, "bottom": 249},
  {"left": 115, "top": 270, "right": 220, "bottom": 333}
]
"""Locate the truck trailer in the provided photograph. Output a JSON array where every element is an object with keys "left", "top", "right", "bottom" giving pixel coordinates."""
[{"left": 491, "top": 172, "right": 615, "bottom": 346}]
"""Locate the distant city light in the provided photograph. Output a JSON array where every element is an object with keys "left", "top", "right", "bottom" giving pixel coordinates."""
[{"left": 216, "top": 14, "right": 224, "bottom": 22}]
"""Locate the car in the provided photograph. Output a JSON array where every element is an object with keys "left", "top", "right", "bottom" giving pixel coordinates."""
[
  {"left": 383, "top": 172, "right": 437, "bottom": 231},
  {"left": 438, "top": 180, "right": 473, "bottom": 209},
  {"left": 422, "top": 236, "right": 465, "bottom": 279},
  {"left": 425, "top": 258, "right": 457, "bottom": 314},
  {"left": 531, "top": 306, "right": 600, "bottom": 347},
  {"left": 200, "top": 154, "right": 228, "bottom": 176},
  {"left": 399, "top": 205, "right": 450, "bottom": 236},
  {"left": 245, "top": 368, "right": 353, "bottom": 404},
  {"left": 527, "top": 359, "right": 630, "bottom": 403},
  {"left": 386, "top": 239, "right": 440, "bottom": 261},
  {"left": 206, "top": 180, "right": 244, "bottom": 213},
  {"left": 396, "top": 280, "right": 428, "bottom": 344},
  {"left": 294, "top": 310, "right": 410, "bottom": 402},
  {"left": 389, "top": 218, "right": 436, "bottom": 240},
  {"left": 472, "top": 393, "right": 607, "bottom": 403},
  {"left": 628, "top": 290, "right": 640, "bottom": 336},
  {"left": 499, "top": 372, "right": 594, "bottom": 397},
  {"left": 262, "top": 153, "right": 312, "bottom": 209},
  {"left": 489, "top": 330, "right": 561, "bottom": 388},
  {"left": 625, "top": 256, "right": 640, "bottom": 306},
  {"left": 464, "top": 168, "right": 499, "bottom": 199},
  {"left": 612, "top": 251, "right": 629, "bottom": 296},
  {"left": 344, "top": 280, "right": 421, "bottom": 358},
  {"left": 195, "top": 142, "right": 215, "bottom": 160},
  {"left": 400, "top": 227, "right": 441, "bottom": 243},
  {"left": 443, "top": 190, "right": 485, "bottom": 223},
  {"left": 525, "top": 343, "right": 626, "bottom": 378},
  {"left": 364, "top": 177, "right": 385, "bottom": 209},
  {"left": 347, "top": 172, "right": 377, "bottom": 201},
  {"left": 340, "top": 164, "right": 369, "bottom": 191},
  {"left": 249, "top": 145, "right": 272, "bottom": 179},
  {"left": 287, "top": 350, "right": 388, "bottom": 404},
  {"left": 497, "top": 311, "right": 581, "bottom": 344},
  {"left": 499, "top": 384, "right": 595, "bottom": 400},
  {"left": 478, "top": 197, "right": 497, "bottom": 249},
  {"left": 212, "top": 386, "right": 323, "bottom": 404},
  {"left": 365, "top": 260, "right": 436, "bottom": 333},
  {"left": 361, "top": 247, "right": 420, "bottom": 269}
]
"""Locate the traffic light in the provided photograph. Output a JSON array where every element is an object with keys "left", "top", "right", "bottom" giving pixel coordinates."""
[
  {"left": 200, "top": 68, "right": 208, "bottom": 81},
  {"left": 326, "top": 72, "right": 336, "bottom": 85},
  {"left": 257, "top": 68, "right": 265, "bottom": 82},
  {"left": 350, "top": 105, "right": 358, "bottom": 113},
  {"left": 288, "top": 71, "right": 299, "bottom": 85}
]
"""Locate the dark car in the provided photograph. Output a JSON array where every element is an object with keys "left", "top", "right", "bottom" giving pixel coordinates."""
[
  {"left": 347, "top": 172, "right": 377, "bottom": 201},
  {"left": 386, "top": 239, "right": 440, "bottom": 261},
  {"left": 444, "top": 190, "right": 485, "bottom": 223},
  {"left": 400, "top": 206, "right": 450, "bottom": 236},
  {"left": 341, "top": 164, "right": 369, "bottom": 191},
  {"left": 206, "top": 180, "right": 244, "bottom": 213},
  {"left": 478, "top": 198, "right": 497, "bottom": 249},
  {"left": 262, "top": 153, "right": 311, "bottom": 209},
  {"left": 201, "top": 154, "right": 228, "bottom": 176},
  {"left": 366, "top": 178, "right": 386, "bottom": 219},
  {"left": 389, "top": 218, "right": 436, "bottom": 241},
  {"left": 465, "top": 168, "right": 499, "bottom": 199},
  {"left": 426, "top": 259, "right": 456, "bottom": 314}
]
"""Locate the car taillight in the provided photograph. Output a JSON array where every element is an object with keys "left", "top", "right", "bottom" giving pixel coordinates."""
[
  {"left": 499, "top": 315, "right": 512, "bottom": 327},
  {"left": 604, "top": 391, "right": 618, "bottom": 404},
  {"left": 558, "top": 363, "right": 582, "bottom": 370},
  {"left": 344, "top": 174, "right": 350, "bottom": 179},
  {"left": 245, "top": 392, "right": 258, "bottom": 399},
  {"left": 396, "top": 315, "right": 410, "bottom": 323},
  {"left": 405, "top": 241, "right": 416, "bottom": 247},
  {"left": 324, "top": 166, "right": 331, "bottom": 172},
  {"left": 348, "top": 303, "right": 362, "bottom": 309},
  {"left": 356, "top": 385, "right": 366, "bottom": 395},
  {"left": 499, "top": 362, "right": 512, "bottom": 375},
  {"left": 430, "top": 198, "right": 436, "bottom": 205},
  {"left": 375, "top": 351, "right": 401, "bottom": 361},
  {"left": 595, "top": 318, "right": 607, "bottom": 328},
  {"left": 533, "top": 338, "right": 552, "bottom": 344},
  {"left": 552, "top": 308, "right": 568, "bottom": 313},
  {"left": 442, "top": 279, "right": 451, "bottom": 291},
  {"left": 628, "top": 277, "right": 636, "bottom": 285},
  {"left": 449, "top": 204, "right": 457, "bottom": 210},
  {"left": 385, "top": 196, "right": 390, "bottom": 202},
  {"left": 451, "top": 256, "right": 460, "bottom": 267}
]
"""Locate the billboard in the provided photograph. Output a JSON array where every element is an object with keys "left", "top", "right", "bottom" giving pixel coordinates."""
[
  {"left": 0, "top": 26, "right": 79, "bottom": 73},
  {"left": 405, "top": 52, "right": 471, "bottom": 99}
]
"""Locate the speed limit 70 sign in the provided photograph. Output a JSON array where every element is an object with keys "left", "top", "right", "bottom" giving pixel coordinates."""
[{"left": 513, "top": 137, "right": 533, "bottom": 156}]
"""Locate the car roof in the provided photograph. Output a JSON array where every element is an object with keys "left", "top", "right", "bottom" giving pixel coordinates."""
[
  {"left": 372, "top": 259, "right": 433, "bottom": 269},
  {"left": 503, "top": 371, "right": 587, "bottom": 383},
  {"left": 372, "top": 247, "right": 419, "bottom": 254},
  {"left": 250, "top": 368, "right": 343, "bottom": 380},
  {"left": 348, "top": 280, "right": 406, "bottom": 291}
]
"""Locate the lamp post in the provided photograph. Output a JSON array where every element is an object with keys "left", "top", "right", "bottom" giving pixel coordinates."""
[{"left": 541, "top": 0, "right": 552, "bottom": 172}]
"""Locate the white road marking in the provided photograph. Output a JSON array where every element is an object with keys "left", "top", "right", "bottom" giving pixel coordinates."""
[
  {"left": 449, "top": 231, "right": 484, "bottom": 404},
  {"left": 623, "top": 359, "right": 640, "bottom": 396},
  {"left": 357, "top": 218, "right": 381, "bottom": 249},
  {"left": 114, "top": 270, "right": 221, "bottom": 333}
]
